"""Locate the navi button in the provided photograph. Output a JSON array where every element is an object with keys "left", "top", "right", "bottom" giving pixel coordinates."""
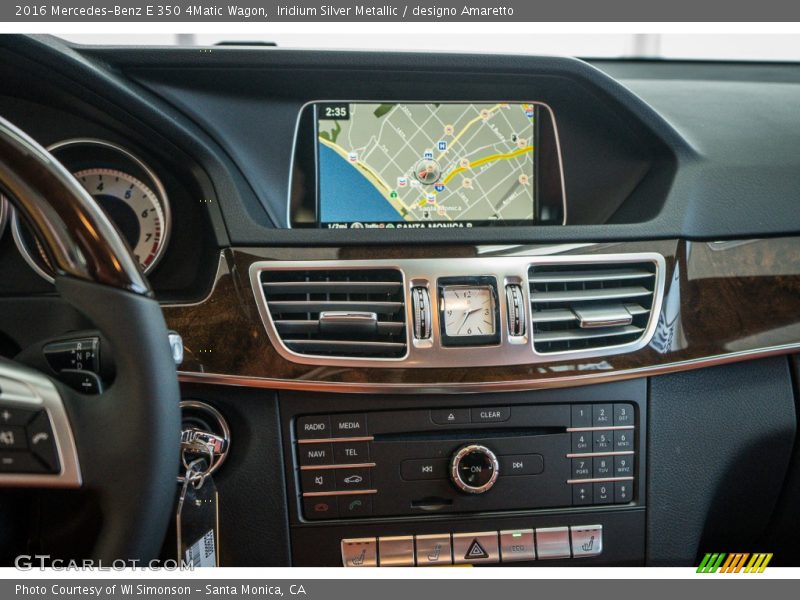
[{"left": 415, "top": 534, "right": 453, "bottom": 566}]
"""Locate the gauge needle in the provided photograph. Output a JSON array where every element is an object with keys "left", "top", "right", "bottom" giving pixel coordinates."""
[{"left": 457, "top": 307, "right": 482, "bottom": 334}]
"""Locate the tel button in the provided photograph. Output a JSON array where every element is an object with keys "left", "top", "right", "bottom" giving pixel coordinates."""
[
  {"left": 296, "top": 415, "right": 331, "bottom": 440},
  {"left": 332, "top": 414, "right": 367, "bottom": 438},
  {"left": 470, "top": 407, "right": 510, "bottom": 424}
]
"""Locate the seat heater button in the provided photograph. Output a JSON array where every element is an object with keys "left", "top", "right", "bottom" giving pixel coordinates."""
[
  {"left": 332, "top": 414, "right": 367, "bottom": 438},
  {"left": 453, "top": 531, "right": 499, "bottom": 564},
  {"left": 500, "top": 529, "right": 535, "bottom": 562},
  {"left": 571, "top": 525, "right": 603, "bottom": 557},
  {"left": 535, "top": 527, "right": 571, "bottom": 559},
  {"left": 415, "top": 534, "right": 453, "bottom": 566},
  {"left": 341, "top": 538, "right": 377, "bottom": 567},
  {"left": 378, "top": 536, "right": 415, "bottom": 566}
]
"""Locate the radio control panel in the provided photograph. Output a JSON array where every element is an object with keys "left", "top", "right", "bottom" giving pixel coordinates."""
[{"left": 292, "top": 401, "right": 641, "bottom": 521}]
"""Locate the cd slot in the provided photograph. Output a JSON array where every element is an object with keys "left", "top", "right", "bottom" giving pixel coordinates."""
[{"left": 373, "top": 427, "right": 564, "bottom": 443}]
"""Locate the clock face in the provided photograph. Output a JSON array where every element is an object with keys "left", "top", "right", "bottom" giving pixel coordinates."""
[{"left": 441, "top": 285, "right": 496, "bottom": 337}]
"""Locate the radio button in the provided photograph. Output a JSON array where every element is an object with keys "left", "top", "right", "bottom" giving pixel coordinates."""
[
  {"left": 296, "top": 415, "right": 331, "bottom": 440},
  {"left": 499, "top": 454, "right": 544, "bottom": 476},
  {"left": 572, "top": 483, "right": 593, "bottom": 505},
  {"left": 499, "top": 529, "right": 535, "bottom": 562},
  {"left": 571, "top": 525, "right": 603, "bottom": 558},
  {"left": 341, "top": 537, "right": 377, "bottom": 567},
  {"left": 535, "top": 527, "right": 571, "bottom": 559},
  {"left": 401, "top": 458, "right": 448, "bottom": 480},
  {"left": 571, "top": 405, "right": 592, "bottom": 428},
  {"left": 300, "top": 469, "right": 336, "bottom": 493},
  {"left": 431, "top": 408, "right": 470, "bottom": 425},
  {"left": 593, "top": 456, "right": 612, "bottom": 478},
  {"left": 571, "top": 432, "right": 591, "bottom": 453},
  {"left": 592, "top": 404, "right": 613, "bottom": 427},
  {"left": 571, "top": 457, "right": 592, "bottom": 479},
  {"left": 614, "top": 455, "right": 633, "bottom": 477},
  {"left": 332, "top": 413, "right": 367, "bottom": 438},
  {"left": 470, "top": 406, "right": 510, "bottom": 424},
  {"left": 339, "top": 494, "right": 373, "bottom": 518},
  {"left": 453, "top": 531, "right": 499, "bottom": 564},
  {"left": 335, "top": 467, "right": 371, "bottom": 490},
  {"left": 614, "top": 403, "right": 634, "bottom": 426},
  {"left": 416, "top": 534, "right": 453, "bottom": 566},
  {"left": 333, "top": 441, "right": 370, "bottom": 464},
  {"left": 378, "top": 536, "right": 415, "bottom": 566},
  {"left": 298, "top": 443, "right": 333, "bottom": 466},
  {"left": 303, "top": 496, "right": 339, "bottom": 520}
]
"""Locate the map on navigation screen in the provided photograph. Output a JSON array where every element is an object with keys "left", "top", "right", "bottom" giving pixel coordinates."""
[{"left": 316, "top": 102, "right": 536, "bottom": 228}]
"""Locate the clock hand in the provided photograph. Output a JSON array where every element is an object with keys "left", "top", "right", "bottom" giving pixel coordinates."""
[{"left": 457, "top": 307, "right": 482, "bottom": 334}]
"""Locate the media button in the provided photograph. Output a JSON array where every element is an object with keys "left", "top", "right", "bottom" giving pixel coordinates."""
[{"left": 332, "top": 413, "right": 368, "bottom": 438}]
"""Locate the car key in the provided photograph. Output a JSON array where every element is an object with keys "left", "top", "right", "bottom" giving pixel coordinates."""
[{"left": 176, "top": 456, "right": 220, "bottom": 567}]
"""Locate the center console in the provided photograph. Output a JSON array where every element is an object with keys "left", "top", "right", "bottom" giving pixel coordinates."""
[{"left": 280, "top": 378, "right": 647, "bottom": 566}]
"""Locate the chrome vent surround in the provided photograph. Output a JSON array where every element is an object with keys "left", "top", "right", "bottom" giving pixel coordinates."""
[
  {"left": 259, "top": 268, "right": 407, "bottom": 359},
  {"left": 529, "top": 262, "right": 658, "bottom": 354}
]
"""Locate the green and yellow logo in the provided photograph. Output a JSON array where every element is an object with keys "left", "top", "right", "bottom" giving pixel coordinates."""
[{"left": 697, "top": 553, "right": 773, "bottom": 573}]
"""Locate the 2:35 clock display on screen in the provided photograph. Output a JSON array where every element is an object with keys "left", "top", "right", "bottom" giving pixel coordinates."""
[{"left": 438, "top": 277, "right": 502, "bottom": 347}]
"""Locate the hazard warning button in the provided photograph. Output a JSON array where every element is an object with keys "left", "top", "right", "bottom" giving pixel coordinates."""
[{"left": 452, "top": 531, "right": 499, "bottom": 564}]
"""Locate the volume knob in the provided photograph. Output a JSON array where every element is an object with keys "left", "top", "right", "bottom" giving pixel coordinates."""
[{"left": 450, "top": 444, "right": 499, "bottom": 494}]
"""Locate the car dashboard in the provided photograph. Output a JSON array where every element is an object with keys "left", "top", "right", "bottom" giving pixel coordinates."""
[{"left": 0, "top": 34, "right": 799, "bottom": 568}]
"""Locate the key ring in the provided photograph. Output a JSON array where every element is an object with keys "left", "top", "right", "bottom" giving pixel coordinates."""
[{"left": 178, "top": 442, "right": 215, "bottom": 487}]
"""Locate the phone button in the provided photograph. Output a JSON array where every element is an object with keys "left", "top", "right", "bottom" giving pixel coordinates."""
[{"left": 338, "top": 493, "right": 373, "bottom": 518}]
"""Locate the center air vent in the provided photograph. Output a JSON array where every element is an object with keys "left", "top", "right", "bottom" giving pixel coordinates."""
[
  {"left": 529, "top": 261, "right": 658, "bottom": 354},
  {"left": 260, "top": 269, "right": 407, "bottom": 359}
]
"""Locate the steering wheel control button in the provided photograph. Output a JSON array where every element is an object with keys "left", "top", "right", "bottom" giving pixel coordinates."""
[
  {"left": 571, "top": 405, "right": 592, "bottom": 428},
  {"left": 499, "top": 529, "right": 536, "bottom": 562},
  {"left": 415, "top": 534, "right": 453, "bottom": 566},
  {"left": 300, "top": 469, "right": 336, "bottom": 493},
  {"left": 614, "top": 404, "right": 634, "bottom": 426},
  {"left": 401, "top": 458, "right": 449, "bottom": 481},
  {"left": 26, "top": 411, "right": 59, "bottom": 472},
  {"left": 570, "top": 525, "right": 603, "bottom": 558},
  {"left": 338, "top": 494, "right": 373, "bottom": 518},
  {"left": 450, "top": 444, "right": 499, "bottom": 494},
  {"left": 499, "top": 454, "right": 544, "bottom": 476},
  {"left": 332, "top": 414, "right": 367, "bottom": 438},
  {"left": 0, "top": 451, "right": 48, "bottom": 473},
  {"left": 1, "top": 407, "right": 37, "bottom": 427},
  {"left": 470, "top": 406, "right": 510, "bottom": 424},
  {"left": 453, "top": 531, "right": 499, "bottom": 565},
  {"left": 60, "top": 369, "right": 103, "bottom": 395},
  {"left": 296, "top": 415, "right": 331, "bottom": 440},
  {"left": 431, "top": 408, "right": 470, "bottom": 425},
  {"left": 333, "top": 441, "right": 370, "bottom": 464},
  {"left": 378, "top": 536, "right": 415, "bottom": 566},
  {"left": 335, "top": 467, "right": 371, "bottom": 490},
  {"left": 304, "top": 496, "right": 339, "bottom": 520},
  {"left": 298, "top": 443, "right": 334, "bottom": 466},
  {"left": 592, "top": 404, "right": 613, "bottom": 427},
  {"left": 341, "top": 537, "right": 377, "bottom": 567},
  {"left": 535, "top": 527, "right": 571, "bottom": 559},
  {"left": 0, "top": 425, "right": 26, "bottom": 449},
  {"left": 43, "top": 337, "right": 99, "bottom": 374}
]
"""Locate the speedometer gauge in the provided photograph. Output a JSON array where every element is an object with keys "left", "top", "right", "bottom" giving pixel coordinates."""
[{"left": 74, "top": 168, "right": 166, "bottom": 272}]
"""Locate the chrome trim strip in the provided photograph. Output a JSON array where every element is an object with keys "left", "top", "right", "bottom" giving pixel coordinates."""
[
  {"left": 249, "top": 253, "right": 665, "bottom": 369},
  {"left": 302, "top": 489, "right": 378, "bottom": 497},
  {"left": 0, "top": 362, "right": 82, "bottom": 488},
  {"left": 566, "top": 451, "right": 635, "bottom": 459},
  {"left": 566, "top": 476, "right": 634, "bottom": 485},
  {"left": 297, "top": 436, "right": 375, "bottom": 444},
  {"left": 287, "top": 100, "right": 568, "bottom": 228},
  {"left": 566, "top": 426, "right": 635, "bottom": 433},
  {"left": 177, "top": 341, "right": 800, "bottom": 395},
  {"left": 299, "top": 462, "right": 376, "bottom": 471}
]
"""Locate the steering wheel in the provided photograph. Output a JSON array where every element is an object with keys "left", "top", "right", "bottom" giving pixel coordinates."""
[{"left": 0, "top": 117, "right": 180, "bottom": 561}]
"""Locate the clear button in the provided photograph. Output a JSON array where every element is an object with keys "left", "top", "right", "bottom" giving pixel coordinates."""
[{"left": 571, "top": 525, "right": 603, "bottom": 557}]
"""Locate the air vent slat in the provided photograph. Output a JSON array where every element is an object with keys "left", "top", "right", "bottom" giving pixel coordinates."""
[
  {"left": 530, "top": 262, "right": 657, "bottom": 354},
  {"left": 260, "top": 268, "right": 407, "bottom": 359}
]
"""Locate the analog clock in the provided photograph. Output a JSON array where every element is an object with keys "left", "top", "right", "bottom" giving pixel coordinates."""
[{"left": 438, "top": 278, "right": 501, "bottom": 347}]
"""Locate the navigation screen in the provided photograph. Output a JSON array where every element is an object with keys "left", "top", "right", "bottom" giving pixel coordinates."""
[{"left": 316, "top": 102, "right": 537, "bottom": 229}]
